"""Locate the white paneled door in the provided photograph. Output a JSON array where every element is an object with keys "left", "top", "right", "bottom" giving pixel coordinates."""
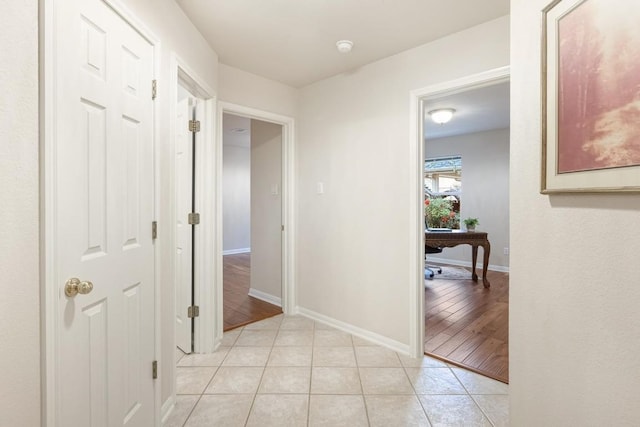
[
  {"left": 175, "top": 97, "right": 194, "bottom": 353},
  {"left": 54, "top": 0, "right": 156, "bottom": 425}
]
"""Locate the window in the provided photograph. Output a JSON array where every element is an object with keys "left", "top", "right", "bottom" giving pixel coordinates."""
[
  {"left": 425, "top": 156, "right": 462, "bottom": 196},
  {"left": 425, "top": 156, "right": 462, "bottom": 229}
]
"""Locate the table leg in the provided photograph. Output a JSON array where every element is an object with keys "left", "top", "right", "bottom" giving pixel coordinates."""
[
  {"left": 471, "top": 245, "right": 479, "bottom": 282},
  {"left": 482, "top": 241, "right": 491, "bottom": 288}
]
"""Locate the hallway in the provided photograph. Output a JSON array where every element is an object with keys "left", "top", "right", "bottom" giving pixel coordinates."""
[{"left": 167, "top": 314, "right": 509, "bottom": 426}]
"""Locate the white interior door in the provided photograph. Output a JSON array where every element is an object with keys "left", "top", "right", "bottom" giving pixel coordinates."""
[
  {"left": 54, "top": 0, "right": 156, "bottom": 425},
  {"left": 175, "top": 97, "right": 194, "bottom": 353}
]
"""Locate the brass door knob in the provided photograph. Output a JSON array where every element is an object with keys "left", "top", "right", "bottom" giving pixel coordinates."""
[{"left": 65, "top": 278, "right": 94, "bottom": 297}]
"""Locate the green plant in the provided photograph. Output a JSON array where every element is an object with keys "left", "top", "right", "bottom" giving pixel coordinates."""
[
  {"left": 425, "top": 197, "right": 459, "bottom": 229},
  {"left": 463, "top": 217, "right": 479, "bottom": 227}
]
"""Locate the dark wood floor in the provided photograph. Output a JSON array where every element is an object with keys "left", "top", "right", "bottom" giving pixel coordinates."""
[
  {"left": 224, "top": 255, "right": 508, "bottom": 381},
  {"left": 223, "top": 253, "right": 282, "bottom": 331},
  {"left": 425, "top": 265, "right": 509, "bottom": 383}
]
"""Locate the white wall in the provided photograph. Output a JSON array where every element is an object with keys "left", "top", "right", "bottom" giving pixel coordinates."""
[
  {"left": 223, "top": 144, "right": 251, "bottom": 252},
  {"left": 296, "top": 16, "right": 510, "bottom": 346},
  {"left": 510, "top": 0, "right": 640, "bottom": 424},
  {"left": 218, "top": 64, "right": 298, "bottom": 118},
  {"left": 117, "top": 0, "right": 218, "bottom": 411},
  {"left": 426, "top": 128, "right": 510, "bottom": 269},
  {"left": 250, "top": 120, "right": 283, "bottom": 301},
  {"left": 123, "top": 0, "right": 218, "bottom": 89},
  {"left": 0, "top": 3, "right": 40, "bottom": 426}
]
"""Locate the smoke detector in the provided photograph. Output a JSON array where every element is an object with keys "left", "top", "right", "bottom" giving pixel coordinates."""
[{"left": 336, "top": 40, "right": 354, "bottom": 54}]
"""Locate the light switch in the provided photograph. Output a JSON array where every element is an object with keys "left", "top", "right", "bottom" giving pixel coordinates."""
[
  {"left": 271, "top": 184, "right": 279, "bottom": 195},
  {"left": 317, "top": 182, "right": 324, "bottom": 194}
]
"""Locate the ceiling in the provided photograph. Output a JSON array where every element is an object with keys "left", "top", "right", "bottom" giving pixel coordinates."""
[
  {"left": 223, "top": 113, "right": 251, "bottom": 148},
  {"left": 424, "top": 81, "right": 510, "bottom": 140},
  {"left": 176, "top": 0, "right": 510, "bottom": 88}
]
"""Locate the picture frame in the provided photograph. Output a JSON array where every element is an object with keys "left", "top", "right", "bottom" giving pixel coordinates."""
[{"left": 541, "top": 0, "right": 640, "bottom": 193}]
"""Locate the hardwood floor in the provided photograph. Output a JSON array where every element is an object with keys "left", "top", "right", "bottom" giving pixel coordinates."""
[
  {"left": 224, "top": 254, "right": 508, "bottom": 381},
  {"left": 223, "top": 253, "right": 282, "bottom": 331},
  {"left": 424, "top": 265, "right": 509, "bottom": 383}
]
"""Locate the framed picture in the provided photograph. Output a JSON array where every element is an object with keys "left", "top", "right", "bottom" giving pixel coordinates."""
[{"left": 541, "top": 0, "right": 640, "bottom": 193}]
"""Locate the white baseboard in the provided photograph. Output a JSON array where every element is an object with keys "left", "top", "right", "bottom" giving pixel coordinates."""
[
  {"left": 223, "top": 247, "right": 251, "bottom": 255},
  {"left": 160, "top": 395, "right": 175, "bottom": 424},
  {"left": 295, "top": 307, "right": 411, "bottom": 356},
  {"left": 248, "top": 288, "right": 282, "bottom": 307},
  {"left": 427, "top": 256, "right": 509, "bottom": 273}
]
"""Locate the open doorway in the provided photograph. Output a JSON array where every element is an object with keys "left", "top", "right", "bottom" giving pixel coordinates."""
[
  {"left": 175, "top": 76, "right": 211, "bottom": 355},
  {"left": 410, "top": 67, "right": 510, "bottom": 384},
  {"left": 171, "top": 59, "right": 217, "bottom": 365},
  {"left": 221, "top": 114, "right": 283, "bottom": 330}
]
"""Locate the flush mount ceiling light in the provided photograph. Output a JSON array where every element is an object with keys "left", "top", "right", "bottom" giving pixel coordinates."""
[
  {"left": 336, "top": 40, "right": 354, "bottom": 53},
  {"left": 229, "top": 127, "right": 248, "bottom": 134},
  {"left": 428, "top": 108, "right": 456, "bottom": 125}
]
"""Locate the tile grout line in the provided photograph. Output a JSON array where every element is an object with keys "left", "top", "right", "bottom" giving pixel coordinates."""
[
  {"left": 399, "top": 356, "right": 435, "bottom": 425},
  {"left": 172, "top": 315, "right": 507, "bottom": 427},
  {"left": 242, "top": 338, "right": 273, "bottom": 427},
  {"left": 244, "top": 317, "right": 287, "bottom": 426},
  {"left": 449, "top": 367, "right": 496, "bottom": 425},
  {"left": 351, "top": 334, "right": 373, "bottom": 426},
  {"left": 177, "top": 327, "right": 238, "bottom": 426},
  {"left": 306, "top": 320, "right": 316, "bottom": 426},
  {"left": 178, "top": 355, "right": 223, "bottom": 426},
  {"left": 179, "top": 394, "right": 203, "bottom": 427},
  {"left": 469, "top": 394, "right": 499, "bottom": 427}
]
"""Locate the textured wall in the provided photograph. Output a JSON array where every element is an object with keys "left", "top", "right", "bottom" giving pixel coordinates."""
[
  {"left": 0, "top": 2, "right": 40, "bottom": 426},
  {"left": 218, "top": 64, "right": 298, "bottom": 118},
  {"left": 223, "top": 144, "right": 251, "bottom": 252},
  {"left": 427, "top": 128, "right": 510, "bottom": 269},
  {"left": 510, "top": 0, "right": 640, "bottom": 424},
  {"left": 250, "top": 120, "right": 283, "bottom": 300},
  {"left": 296, "top": 16, "right": 510, "bottom": 345}
]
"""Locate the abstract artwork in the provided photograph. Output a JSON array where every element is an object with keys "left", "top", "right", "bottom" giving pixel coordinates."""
[{"left": 542, "top": 0, "right": 640, "bottom": 192}]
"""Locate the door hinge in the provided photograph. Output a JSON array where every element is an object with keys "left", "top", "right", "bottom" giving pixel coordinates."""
[
  {"left": 151, "top": 79, "right": 157, "bottom": 100},
  {"left": 152, "top": 360, "right": 158, "bottom": 379},
  {"left": 281, "top": 225, "right": 284, "bottom": 231},
  {"left": 187, "top": 305, "right": 200, "bottom": 318},
  {"left": 189, "top": 120, "right": 201, "bottom": 133},
  {"left": 188, "top": 212, "right": 200, "bottom": 225},
  {"left": 152, "top": 221, "right": 158, "bottom": 240}
]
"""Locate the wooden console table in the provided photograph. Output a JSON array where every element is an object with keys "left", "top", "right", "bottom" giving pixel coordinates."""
[{"left": 425, "top": 230, "right": 491, "bottom": 288}]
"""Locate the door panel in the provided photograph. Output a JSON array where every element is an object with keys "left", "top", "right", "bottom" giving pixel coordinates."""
[
  {"left": 122, "top": 116, "right": 142, "bottom": 249},
  {"left": 175, "top": 97, "right": 194, "bottom": 353},
  {"left": 80, "top": 98, "right": 108, "bottom": 259},
  {"left": 55, "top": 0, "right": 155, "bottom": 425}
]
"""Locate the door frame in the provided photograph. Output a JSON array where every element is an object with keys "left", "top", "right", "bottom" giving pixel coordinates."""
[
  {"left": 211, "top": 102, "right": 296, "bottom": 345},
  {"left": 41, "top": 0, "right": 161, "bottom": 425},
  {"left": 165, "top": 54, "right": 217, "bottom": 415},
  {"left": 408, "top": 66, "right": 511, "bottom": 357}
]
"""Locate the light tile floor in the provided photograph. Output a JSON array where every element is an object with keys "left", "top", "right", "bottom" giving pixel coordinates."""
[{"left": 164, "top": 314, "right": 509, "bottom": 427}]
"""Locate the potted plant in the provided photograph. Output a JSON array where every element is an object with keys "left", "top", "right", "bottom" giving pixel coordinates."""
[
  {"left": 425, "top": 197, "right": 459, "bottom": 229},
  {"left": 463, "top": 217, "right": 479, "bottom": 231}
]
